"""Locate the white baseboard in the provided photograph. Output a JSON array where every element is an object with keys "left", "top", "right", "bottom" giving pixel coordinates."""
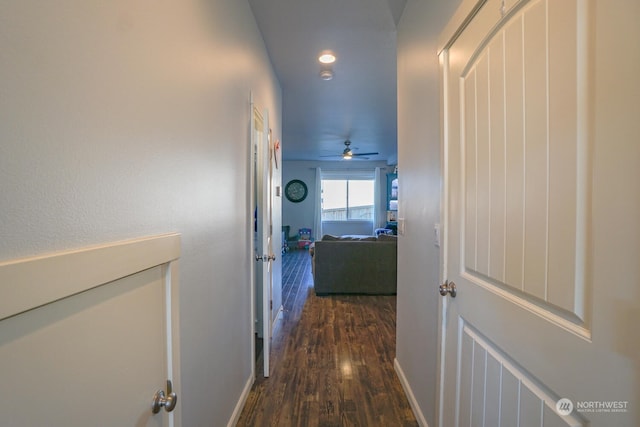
[
  {"left": 228, "top": 305, "right": 283, "bottom": 427},
  {"left": 227, "top": 374, "right": 254, "bottom": 427},
  {"left": 394, "top": 358, "right": 430, "bottom": 427}
]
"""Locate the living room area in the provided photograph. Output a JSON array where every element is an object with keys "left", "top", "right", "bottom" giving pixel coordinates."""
[
  {"left": 281, "top": 159, "right": 399, "bottom": 295},
  {"left": 282, "top": 160, "right": 399, "bottom": 242}
]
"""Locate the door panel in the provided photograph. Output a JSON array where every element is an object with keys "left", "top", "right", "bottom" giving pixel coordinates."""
[
  {"left": 0, "top": 234, "right": 181, "bottom": 427},
  {"left": 440, "top": 0, "right": 638, "bottom": 425},
  {"left": 458, "top": 0, "right": 587, "bottom": 329},
  {"left": 456, "top": 322, "right": 582, "bottom": 427}
]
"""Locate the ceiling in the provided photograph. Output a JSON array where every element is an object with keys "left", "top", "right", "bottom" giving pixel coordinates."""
[{"left": 249, "top": 0, "right": 407, "bottom": 164}]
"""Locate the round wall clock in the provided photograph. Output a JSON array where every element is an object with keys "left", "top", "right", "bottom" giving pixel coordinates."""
[{"left": 285, "top": 179, "right": 308, "bottom": 203}]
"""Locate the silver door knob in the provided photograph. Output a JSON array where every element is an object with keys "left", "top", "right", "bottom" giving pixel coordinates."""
[
  {"left": 151, "top": 380, "right": 178, "bottom": 414},
  {"left": 439, "top": 280, "right": 457, "bottom": 297}
]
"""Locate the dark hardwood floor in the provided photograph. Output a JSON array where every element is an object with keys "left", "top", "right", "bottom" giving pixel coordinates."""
[{"left": 237, "top": 249, "right": 418, "bottom": 427}]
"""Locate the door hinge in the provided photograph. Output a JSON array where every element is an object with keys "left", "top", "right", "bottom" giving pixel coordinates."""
[{"left": 270, "top": 300, "right": 273, "bottom": 310}]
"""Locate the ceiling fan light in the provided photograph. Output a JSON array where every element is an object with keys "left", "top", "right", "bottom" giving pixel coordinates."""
[{"left": 343, "top": 151, "right": 353, "bottom": 160}]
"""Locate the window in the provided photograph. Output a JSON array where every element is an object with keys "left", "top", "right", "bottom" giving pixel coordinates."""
[{"left": 321, "top": 177, "right": 375, "bottom": 221}]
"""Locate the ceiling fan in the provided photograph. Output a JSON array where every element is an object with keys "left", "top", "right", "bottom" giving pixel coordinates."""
[{"left": 321, "top": 140, "right": 379, "bottom": 160}]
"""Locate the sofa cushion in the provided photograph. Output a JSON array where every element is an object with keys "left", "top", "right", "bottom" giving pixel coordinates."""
[
  {"left": 321, "top": 234, "right": 377, "bottom": 242},
  {"left": 376, "top": 234, "right": 397, "bottom": 242},
  {"left": 321, "top": 234, "right": 340, "bottom": 241}
]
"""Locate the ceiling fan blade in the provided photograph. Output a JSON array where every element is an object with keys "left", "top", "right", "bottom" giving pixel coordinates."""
[
  {"left": 341, "top": 155, "right": 371, "bottom": 160},
  {"left": 322, "top": 140, "right": 379, "bottom": 159}
]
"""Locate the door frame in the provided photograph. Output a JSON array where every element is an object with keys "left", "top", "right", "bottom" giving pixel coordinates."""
[
  {"left": 436, "top": 2, "right": 484, "bottom": 423},
  {"left": 437, "top": 48, "right": 451, "bottom": 427},
  {"left": 249, "top": 92, "right": 272, "bottom": 379}
]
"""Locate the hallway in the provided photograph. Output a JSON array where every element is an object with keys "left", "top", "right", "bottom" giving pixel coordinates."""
[{"left": 237, "top": 249, "right": 417, "bottom": 426}]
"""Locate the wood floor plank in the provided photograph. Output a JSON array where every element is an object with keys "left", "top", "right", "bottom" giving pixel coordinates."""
[{"left": 236, "top": 249, "right": 418, "bottom": 427}]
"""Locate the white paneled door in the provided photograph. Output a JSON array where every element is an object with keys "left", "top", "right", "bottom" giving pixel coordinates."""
[
  {"left": 0, "top": 234, "right": 181, "bottom": 427},
  {"left": 439, "top": 0, "right": 638, "bottom": 426}
]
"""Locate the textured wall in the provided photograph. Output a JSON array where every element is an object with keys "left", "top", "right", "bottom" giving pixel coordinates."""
[{"left": 0, "top": 1, "right": 281, "bottom": 425}]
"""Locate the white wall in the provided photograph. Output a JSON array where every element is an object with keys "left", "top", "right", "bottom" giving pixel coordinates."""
[
  {"left": 282, "top": 160, "right": 392, "bottom": 240},
  {"left": 282, "top": 161, "right": 318, "bottom": 239},
  {"left": 395, "top": 0, "right": 462, "bottom": 425},
  {"left": 0, "top": 1, "right": 281, "bottom": 426}
]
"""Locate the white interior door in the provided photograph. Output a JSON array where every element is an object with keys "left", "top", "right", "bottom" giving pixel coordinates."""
[
  {"left": 0, "top": 234, "right": 181, "bottom": 427},
  {"left": 252, "top": 100, "right": 273, "bottom": 378},
  {"left": 439, "top": 0, "right": 639, "bottom": 426}
]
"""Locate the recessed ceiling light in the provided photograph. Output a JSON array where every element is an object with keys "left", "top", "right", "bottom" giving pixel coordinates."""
[{"left": 318, "top": 52, "right": 336, "bottom": 64}]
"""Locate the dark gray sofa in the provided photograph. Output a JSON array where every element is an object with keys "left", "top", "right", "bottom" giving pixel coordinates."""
[{"left": 310, "top": 234, "right": 397, "bottom": 295}]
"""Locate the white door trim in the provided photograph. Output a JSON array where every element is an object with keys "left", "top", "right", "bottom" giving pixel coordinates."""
[{"left": 0, "top": 233, "right": 181, "bottom": 320}]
